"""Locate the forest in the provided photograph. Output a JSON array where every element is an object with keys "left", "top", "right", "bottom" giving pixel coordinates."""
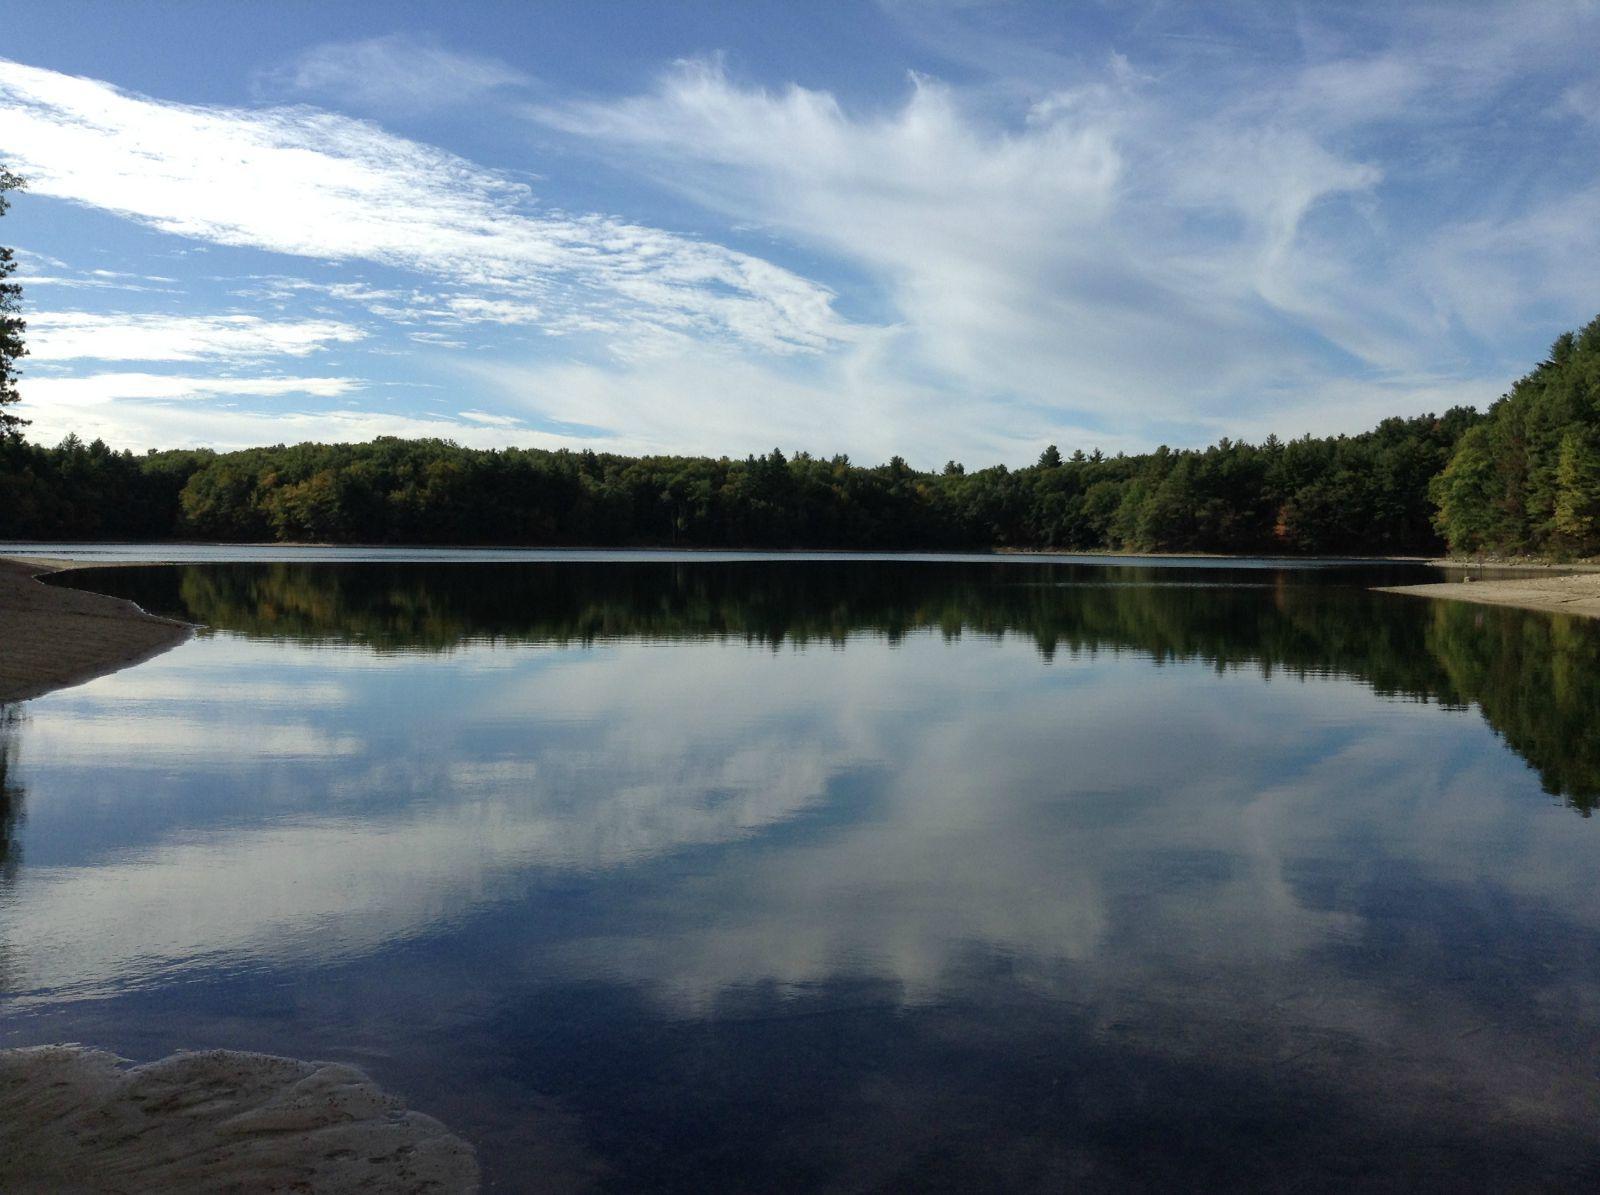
[{"left": 2, "top": 315, "right": 1599, "bottom": 558}]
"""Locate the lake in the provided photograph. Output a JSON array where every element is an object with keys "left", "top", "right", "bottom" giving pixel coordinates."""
[{"left": 3, "top": 555, "right": 1599, "bottom": 1190}]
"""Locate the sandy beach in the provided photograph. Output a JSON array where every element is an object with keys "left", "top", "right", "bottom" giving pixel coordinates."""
[
  {"left": 1377, "top": 571, "right": 1600, "bottom": 620},
  {"left": 0, "top": 557, "right": 192, "bottom": 702}
]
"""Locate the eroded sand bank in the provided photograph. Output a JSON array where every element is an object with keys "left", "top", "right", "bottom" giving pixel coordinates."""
[
  {"left": 0, "top": 558, "right": 191, "bottom": 701},
  {"left": 1377, "top": 570, "right": 1600, "bottom": 619},
  {"left": 0, "top": 1045, "right": 479, "bottom": 1194}
]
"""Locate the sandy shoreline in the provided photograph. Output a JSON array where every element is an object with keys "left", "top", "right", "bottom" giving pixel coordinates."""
[
  {"left": 0, "top": 558, "right": 193, "bottom": 703},
  {"left": 1375, "top": 572, "right": 1600, "bottom": 619}
]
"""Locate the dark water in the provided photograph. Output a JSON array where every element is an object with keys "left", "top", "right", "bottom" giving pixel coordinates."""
[{"left": 3, "top": 558, "right": 1600, "bottom": 1190}]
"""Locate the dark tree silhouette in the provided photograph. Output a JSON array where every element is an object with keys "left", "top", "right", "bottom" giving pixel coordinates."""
[{"left": 0, "top": 166, "right": 27, "bottom": 440}]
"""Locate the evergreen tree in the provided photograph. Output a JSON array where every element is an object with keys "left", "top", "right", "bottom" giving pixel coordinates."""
[
  {"left": 1430, "top": 314, "right": 1600, "bottom": 555},
  {"left": 0, "top": 166, "right": 26, "bottom": 439}
]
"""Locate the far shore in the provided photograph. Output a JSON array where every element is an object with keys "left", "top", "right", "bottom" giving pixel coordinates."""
[{"left": 4, "top": 538, "right": 1599, "bottom": 567}]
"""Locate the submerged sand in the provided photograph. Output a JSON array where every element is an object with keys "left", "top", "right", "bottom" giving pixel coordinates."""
[
  {"left": 1377, "top": 570, "right": 1600, "bottom": 620},
  {"left": 0, "top": 557, "right": 192, "bottom": 702},
  {"left": 0, "top": 1045, "right": 479, "bottom": 1194}
]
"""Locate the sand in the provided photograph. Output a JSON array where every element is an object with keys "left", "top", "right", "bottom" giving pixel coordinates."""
[
  {"left": 0, "top": 557, "right": 192, "bottom": 702},
  {"left": 1376, "top": 570, "right": 1600, "bottom": 619},
  {"left": 0, "top": 1045, "right": 479, "bottom": 1194}
]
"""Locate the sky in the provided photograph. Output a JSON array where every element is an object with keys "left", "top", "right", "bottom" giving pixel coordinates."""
[{"left": 1, "top": 0, "right": 1598, "bottom": 467}]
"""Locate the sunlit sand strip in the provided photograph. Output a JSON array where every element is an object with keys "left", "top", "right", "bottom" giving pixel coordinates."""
[
  {"left": 0, "top": 1045, "right": 478, "bottom": 1194},
  {"left": 0, "top": 557, "right": 191, "bottom": 701},
  {"left": 1376, "top": 571, "right": 1600, "bottom": 620}
]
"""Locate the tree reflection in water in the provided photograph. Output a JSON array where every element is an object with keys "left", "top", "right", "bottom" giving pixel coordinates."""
[
  {"left": 60, "top": 560, "right": 1600, "bottom": 814},
  {"left": 0, "top": 705, "right": 21, "bottom": 884}
]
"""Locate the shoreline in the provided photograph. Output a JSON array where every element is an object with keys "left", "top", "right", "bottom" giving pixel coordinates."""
[
  {"left": 4, "top": 538, "right": 1598, "bottom": 567},
  {"left": 0, "top": 558, "right": 192, "bottom": 703},
  {"left": 1375, "top": 572, "right": 1600, "bottom": 620}
]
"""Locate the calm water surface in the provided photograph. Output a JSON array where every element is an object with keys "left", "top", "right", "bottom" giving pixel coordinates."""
[{"left": 3, "top": 557, "right": 1599, "bottom": 1190}]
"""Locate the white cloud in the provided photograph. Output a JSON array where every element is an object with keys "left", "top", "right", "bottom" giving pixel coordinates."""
[
  {"left": 467, "top": 333, "right": 1118, "bottom": 464},
  {"left": 529, "top": 59, "right": 1388, "bottom": 429},
  {"left": 15, "top": 392, "right": 572, "bottom": 453},
  {"left": 258, "top": 33, "right": 532, "bottom": 113},
  {"left": 0, "top": 58, "right": 853, "bottom": 357},
  {"left": 26, "top": 312, "right": 365, "bottom": 362},
  {"left": 10, "top": 250, "right": 178, "bottom": 293},
  {"left": 528, "top": 26, "right": 1599, "bottom": 446},
  {"left": 456, "top": 409, "right": 522, "bottom": 427},
  {"left": 19, "top": 372, "right": 360, "bottom": 405},
  {"left": 436, "top": 295, "right": 543, "bottom": 325}
]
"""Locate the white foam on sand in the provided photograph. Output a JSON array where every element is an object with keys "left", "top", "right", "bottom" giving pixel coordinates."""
[{"left": 0, "top": 1044, "right": 479, "bottom": 1194}]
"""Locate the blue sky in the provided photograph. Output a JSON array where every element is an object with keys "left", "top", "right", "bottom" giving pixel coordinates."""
[{"left": 2, "top": 1, "right": 1598, "bottom": 466}]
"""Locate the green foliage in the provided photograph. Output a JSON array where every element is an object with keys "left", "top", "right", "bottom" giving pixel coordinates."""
[
  {"left": 2, "top": 410, "right": 1485, "bottom": 553},
  {"left": 1432, "top": 315, "right": 1600, "bottom": 556},
  {"left": 0, "top": 437, "right": 212, "bottom": 539},
  {"left": 0, "top": 165, "right": 26, "bottom": 439},
  {"left": 1430, "top": 426, "right": 1500, "bottom": 552},
  {"left": 1553, "top": 428, "right": 1600, "bottom": 555}
]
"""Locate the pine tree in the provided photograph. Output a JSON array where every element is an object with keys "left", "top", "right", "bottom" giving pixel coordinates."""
[{"left": 0, "top": 166, "right": 27, "bottom": 439}]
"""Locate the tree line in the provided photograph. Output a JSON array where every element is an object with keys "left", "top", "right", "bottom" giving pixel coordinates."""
[
  {"left": 2, "top": 414, "right": 1481, "bottom": 553},
  {"left": 1431, "top": 316, "right": 1600, "bottom": 556}
]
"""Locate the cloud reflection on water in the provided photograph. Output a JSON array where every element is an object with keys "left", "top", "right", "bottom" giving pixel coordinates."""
[{"left": 5, "top": 572, "right": 1600, "bottom": 1184}]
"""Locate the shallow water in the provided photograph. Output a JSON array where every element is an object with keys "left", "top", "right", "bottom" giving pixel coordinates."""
[{"left": 3, "top": 557, "right": 1599, "bottom": 1190}]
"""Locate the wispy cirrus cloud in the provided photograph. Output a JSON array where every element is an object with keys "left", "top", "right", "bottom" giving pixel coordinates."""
[
  {"left": 15, "top": 373, "right": 558, "bottom": 455},
  {"left": 0, "top": 57, "right": 853, "bottom": 358},
  {"left": 527, "top": 4, "right": 1600, "bottom": 447},
  {"left": 525, "top": 56, "right": 1390, "bottom": 441},
  {"left": 26, "top": 312, "right": 365, "bottom": 362},
  {"left": 10, "top": 249, "right": 179, "bottom": 293},
  {"left": 21, "top": 373, "right": 361, "bottom": 405},
  {"left": 255, "top": 33, "right": 533, "bottom": 113}
]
